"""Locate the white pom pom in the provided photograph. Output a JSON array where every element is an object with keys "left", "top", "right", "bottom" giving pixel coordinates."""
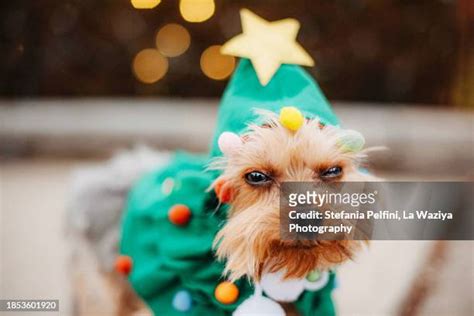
[
  {"left": 218, "top": 132, "right": 242, "bottom": 156},
  {"left": 260, "top": 270, "right": 305, "bottom": 302},
  {"left": 233, "top": 295, "right": 285, "bottom": 316},
  {"left": 303, "top": 270, "right": 330, "bottom": 291}
]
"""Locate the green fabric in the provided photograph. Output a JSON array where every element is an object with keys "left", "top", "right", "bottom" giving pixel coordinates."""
[
  {"left": 120, "top": 59, "right": 340, "bottom": 315},
  {"left": 210, "top": 58, "right": 339, "bottom": 157},
  {"left": 122, "top": 152, "right": 254, "bottom": 315},
  {"left": 295, "top": 274, "right": 336, "bottom": 316}
]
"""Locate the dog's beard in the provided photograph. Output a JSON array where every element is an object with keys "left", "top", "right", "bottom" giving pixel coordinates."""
[
  {"left": 265, "top": 240, "right": 360, "bottom": 279},
  {"left": 214, "top": 202, "right": 279, "bottom": 282},
  {"left": 214, "top": 201, "right": 361, "bottom": 282}
]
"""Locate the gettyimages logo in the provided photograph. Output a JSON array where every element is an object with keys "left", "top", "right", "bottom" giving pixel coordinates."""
[
  {"left": 287, "top": 189, "right": 377, "bottom": 208},
  {"left": 280, "top": 182, "right": 473, "bottom": 241}
]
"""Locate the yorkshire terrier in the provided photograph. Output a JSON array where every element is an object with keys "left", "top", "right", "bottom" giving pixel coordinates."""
[
  {"left": 211, "top": 110, "right": 376, "bottom": 283},
  {"left": 70, "top": 111, "right": 376, "bottom": 316}
]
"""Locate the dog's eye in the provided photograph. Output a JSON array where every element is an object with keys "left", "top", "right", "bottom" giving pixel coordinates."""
[
  {"left": 244, "top": 171, "right": 271, "bottom": 186},
  {"left": 320, "top": 166, "right": 343, "bottom": 179}
]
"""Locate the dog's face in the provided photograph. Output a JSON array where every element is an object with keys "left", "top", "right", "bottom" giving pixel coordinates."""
[{"left": 212, "top": 111, "right": 373, "bottom": 281}]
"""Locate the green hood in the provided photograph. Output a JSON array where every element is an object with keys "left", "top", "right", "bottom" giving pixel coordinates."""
[{"left": 210, "top": 58, "right": 339, "bottom": 157}]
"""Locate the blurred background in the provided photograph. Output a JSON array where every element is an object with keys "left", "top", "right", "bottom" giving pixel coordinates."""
[
  {"left": 0, "top": 0, "right": 473, "bottom": 315},
  {"left": 0, "top": 0, "right": 473, "bottom": 105}
]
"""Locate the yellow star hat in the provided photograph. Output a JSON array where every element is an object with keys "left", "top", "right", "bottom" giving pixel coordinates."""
[
  {"left": 221, "top": 9, "right": 314, "bottom": 86},
  {"left": 210, "top": 8, "right": 339, "bottom": 157}
]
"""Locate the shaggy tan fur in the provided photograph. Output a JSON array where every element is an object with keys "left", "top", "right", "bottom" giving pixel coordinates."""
[{"left": 211, "top": 110, "right": 377, "bottom": 282}]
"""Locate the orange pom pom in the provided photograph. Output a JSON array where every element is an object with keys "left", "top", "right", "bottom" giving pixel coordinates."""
[
  {"left": 215, "top": 281, "right": 239, "bottom": 305},
  {"left": 115, "top": 255, "right": 133, "bottom": 275},
  {"left": 168, "top": 204, "right": 192, "bottom": 226}
]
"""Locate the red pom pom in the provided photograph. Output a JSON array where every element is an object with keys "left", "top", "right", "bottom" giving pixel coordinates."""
[
  {"left": 219, "top": 185, "right": 233, "bottom": 203},
  {"left": 214, "top": 179, "right": 233, "bottom": 204},
  {"left": 214, "top": 179, "right": 225, "bottom": 197},
  {"left": 168, "top": 204, "right": 192, "bottom": 226},
  {"left": 115, "top": 255, "right": 133, "bottom": 275}
]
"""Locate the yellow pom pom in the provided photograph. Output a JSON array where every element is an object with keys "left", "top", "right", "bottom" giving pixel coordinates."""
[{"left": 279, "top": 106, "right": 304, "bottom": 131}]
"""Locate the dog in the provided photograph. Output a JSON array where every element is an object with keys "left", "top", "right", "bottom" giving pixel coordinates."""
[
  {"left": 69, "top": 112, "right": 377, "bottom": 315},
  {"left": 211, "top": 110, "right": 376, "bottom": 283}
]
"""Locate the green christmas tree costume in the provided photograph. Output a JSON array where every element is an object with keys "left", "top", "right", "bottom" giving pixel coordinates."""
[{"left": 120, "top": 10, "right": 341, "bottom": 316}]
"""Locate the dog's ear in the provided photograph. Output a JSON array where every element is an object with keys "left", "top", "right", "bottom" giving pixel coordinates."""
[{"left": 337, "top": 129, "right": 365, "bottom": 153}]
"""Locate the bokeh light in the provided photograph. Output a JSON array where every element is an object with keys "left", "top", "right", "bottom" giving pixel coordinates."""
[
  {"left": 131, "top": 0, "right": 161, "bottom": 9},
  {"left": 200, "top": 45, "right": 235, "bottom": 80},
  {"left": 132, "top": 49, "right": 168, "bottom": 84},
  {"left": 155, "top": 24, "right": 191, "bottom": 57},
  {"left": 179, "top": 0, "right": 215, "bottom": 23}
]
